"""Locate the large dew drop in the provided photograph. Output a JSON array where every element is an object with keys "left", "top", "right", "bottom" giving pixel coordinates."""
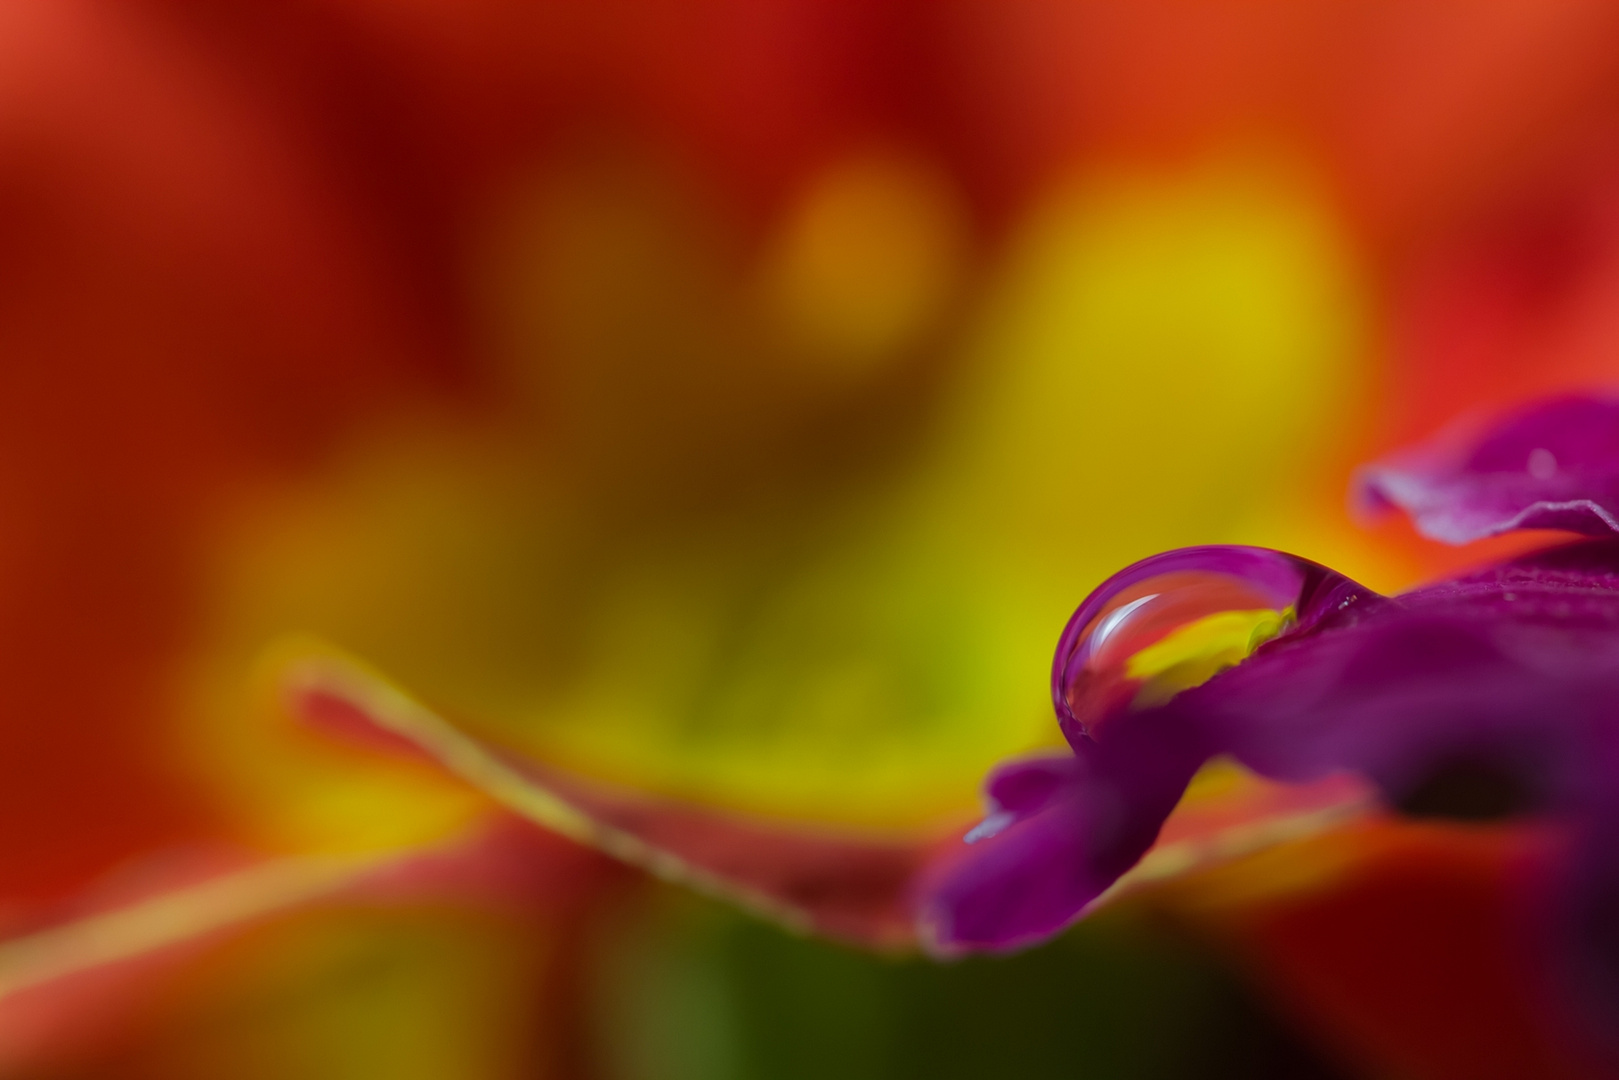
[{"left": 1052, "top": 547, "right": 1370, "bottom": 743}]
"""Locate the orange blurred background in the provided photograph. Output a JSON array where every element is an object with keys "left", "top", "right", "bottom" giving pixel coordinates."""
[{"left": 7, "top": 1, "right": 1619, "bottom": 1076}]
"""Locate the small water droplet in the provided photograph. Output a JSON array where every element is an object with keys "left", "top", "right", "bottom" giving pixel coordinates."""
[
  {"left": 1053, "top": 548, "right": 1369, "bottom": 742},
  {"left": 1527, "top": 447, "right": 1558, "bottom": 480}
]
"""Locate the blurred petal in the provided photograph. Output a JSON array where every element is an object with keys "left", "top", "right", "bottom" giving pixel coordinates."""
[
  {"left": 919, "top": 734, "right": 1373, "bottom": 955},
  {"left": 0, "top": 0, "right": 450, "bottom": 904},
  {"left": 1162, "top": 822, "right": 1604, "bottom": 1080},
  {"left": 283, "top": 647, "right": 940, "bottom": 949},
  {"left": 1358, "top": 395, "right": 1619, "bottom": 543},
  {"left": 283, "top": 645, "right": 1375, "bottom": 955},
  {"left": 191, "top": 151, "right": 1364, "bottom": 855}
]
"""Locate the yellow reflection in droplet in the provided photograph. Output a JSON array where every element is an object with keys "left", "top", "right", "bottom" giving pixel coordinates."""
[
  {"left": 758, "top": 148, "right": 968, "bottom": 381},
  {"left": 1126, "top": 607, "right": 1289, "bottom": 708}
]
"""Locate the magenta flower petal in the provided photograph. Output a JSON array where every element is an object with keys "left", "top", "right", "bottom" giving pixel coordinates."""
[
  {"left": 931, "top": 535, "right": 1619, "bottom": 991},
  {"left": 1357, "top": 394, "right": 1619, "bottom": 543},
  {"left": 919, "top": 712, "right": 1208, "bottom": 954},
  {"left": 921, "top": 545, "right": 1378, "bottom": 953},
  {"left": 1190, "top": 541, "right": 1619, "bottom": 812},
  {"left": 928, "top": 398, "right": 1619, "bottom": 1032}
]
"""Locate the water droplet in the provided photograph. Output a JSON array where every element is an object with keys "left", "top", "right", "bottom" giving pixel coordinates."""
[{"left": 1052, "top": 547, "right": 1369, "bottom": 742}]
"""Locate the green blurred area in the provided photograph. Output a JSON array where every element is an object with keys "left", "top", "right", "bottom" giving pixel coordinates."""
[{"left": 593, "top": 891, "right": 1357, "bottom": 1080}]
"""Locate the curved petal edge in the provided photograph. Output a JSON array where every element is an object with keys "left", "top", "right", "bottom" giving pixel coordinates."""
[{"left": 1356, "top": 394, "right": 1619, "bottom": 544}]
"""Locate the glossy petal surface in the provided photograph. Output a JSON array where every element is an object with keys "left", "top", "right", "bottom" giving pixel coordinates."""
[
  {"left": 920, "top": 545, "right": 1382, "bottom": 951},
  {"left": 1358, "top": 395, "right": 1619, "bottom": 543},
  {"left": 1190, "top": 541, "right": 1619, "bottom": 810},
  {"left": 919, "top": 716, "right": 1210, "bottom": 953}
]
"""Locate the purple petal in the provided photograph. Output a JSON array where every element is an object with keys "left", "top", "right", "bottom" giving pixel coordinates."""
[
  {"left": 1357, "top": 394, "right": 1619, "bottom": 543},
  {"left": 922, "top": 545, "right": 1378, "bottom": 954},
  {"left": 961, "top": 753, "right": 1079, "bottom": 843},
  {"left": 919, "top": 711, "right": 1209, "bottom": 954},
  {"left": 938, "top": 528, "right": 1619, "bottom": 1048},
  {"left": 1179, "top": 540, "right": 1619, "bottom": 818}
]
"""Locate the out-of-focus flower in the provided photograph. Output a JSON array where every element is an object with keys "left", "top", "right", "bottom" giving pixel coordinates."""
[{"left": 20, "top": 0, "right": 1619, "bottom": 1076}]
